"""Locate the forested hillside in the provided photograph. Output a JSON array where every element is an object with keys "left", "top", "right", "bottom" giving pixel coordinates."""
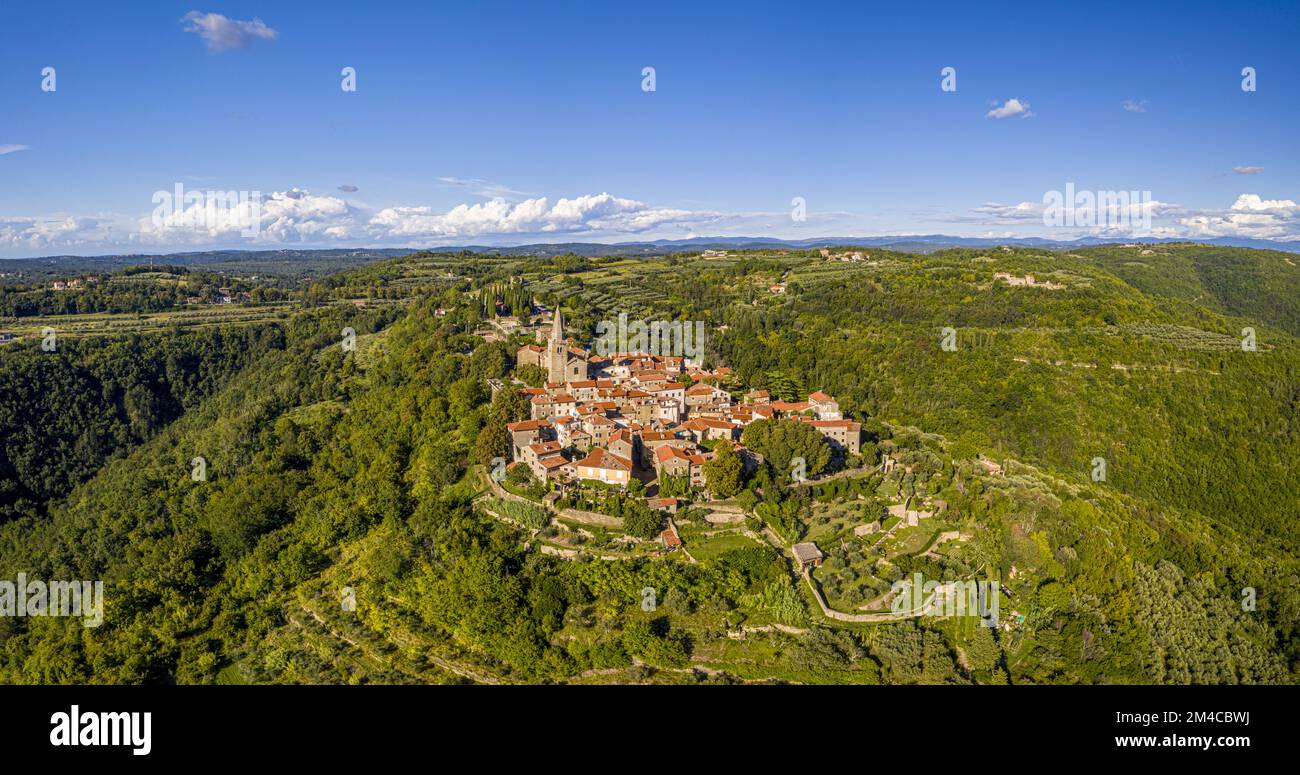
[
  {"left": 0, "top": 326, "right": 287, "bottom": 521},
  {"left": 1077, "top": 244, "right": 1300, "bottom": 336},
  {"left": 0, "top": 244, "right": 1296, "bottom": 685}
]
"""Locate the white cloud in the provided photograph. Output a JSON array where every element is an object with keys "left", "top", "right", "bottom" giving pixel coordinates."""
[
  {"left": 958, "top": 195, "right": 1182, "bottom": 237},
  {"left": 136, "top": 188, "right": 362, "bottom": 245},
  {"left": 181, "top": 12, "right": 278, "bottom": 52},
  {"left": 1181, "top": 194, "right": 1300, "bottom": 238},
  {"left": 0, "top": 216, "right": 111, "bottom": 251},
  {"left": 123, "top": 188, "right": 735, "bottom": 248},
  {"left": 972, "top": 201, "right": 1043, "bottom": 221},
  {"left": 0, "top": 144, "right": 31, "bottom": 156},
  {"left": 969, "top": 193, "right": 1299, "bottom": 241},
  {"left": 1122, "top": 99, "right": 1148, "bottom": 113},
  {"left": 1233, "top": 166, "right": 1265, "bottom": 175},
  {"left": 986, "top": 98, "right": 1033, "bottom": 119},
  {"left": 370, "top": 192, "right": 716, "bottom": 240},
  {"left": 1231, "top": 194, "right": 1297, "bottom": 211},
  {"left": 10, "top": 187, "right": 1300, "bottom": 257},
  {"left": 6, "top": 188, "right": 747, "bottom": 254}
]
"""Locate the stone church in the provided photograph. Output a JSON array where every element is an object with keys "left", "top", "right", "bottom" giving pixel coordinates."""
[{"left": 517, "top": 308, "right": 587, "bottom": 384}]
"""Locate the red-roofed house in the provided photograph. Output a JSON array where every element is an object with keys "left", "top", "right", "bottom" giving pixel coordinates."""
[
  {"left": 608, "top": 428, "right": 639, "bottom": 466},
  {"left": 516, "top": 344, "right": 545, "bottom": 370},
  {"left": 647, "top": 497, "right": 680, "bottom": 515},
  {"left": 654, "top": 445, "right": 710, "bottom": 488},
  {"left": 575, "top": 447, "right": 633, "bottom": 487},
  {"left": 682, "top": 417, "right": 740, "bottom": 443},
  {"left": 795, "top": 417, "right": 862, "bottom": 455},
  {"left": 659, "top": 524, "right": 682, "bottom": 550},
  {"left": 807, "top": 391, "right": 842, "bottom": 420},
  {"left": 506, "top": 419, "right": 554, "bottom": 462}
]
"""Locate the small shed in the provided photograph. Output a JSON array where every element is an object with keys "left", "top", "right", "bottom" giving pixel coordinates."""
[
  {"left": 659, "top": 527, "right": 682, "bottom": 550},
  {"left": 792, "top": 542, "right": 824, "bottom": 571},
  {"left": 646, "top": 497, "right": 679, "bottom": 514}
]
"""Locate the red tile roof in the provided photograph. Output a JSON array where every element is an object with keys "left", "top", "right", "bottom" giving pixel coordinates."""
[{"left": 576, "top": 447, "right": 633, "bottom": 471}]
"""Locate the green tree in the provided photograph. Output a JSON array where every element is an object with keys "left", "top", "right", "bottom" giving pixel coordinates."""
[
  {"left": 622, "top": 503, "right": 663, "bottom": 540},
  {"left": 741, "top": 419, "right": 831, "bottom": 479},
  {"left": 703, "top": 445, "right": 744, "bottom": 498},
  {"left": 475, "top": 422, "right": 510, "bottom": 466}
]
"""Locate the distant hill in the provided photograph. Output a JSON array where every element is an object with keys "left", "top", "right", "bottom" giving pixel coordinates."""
[
  {"left": 445, "top": 235, "right": 1300, "bottom": 256},
  {"left": 3, "top": 242, "right": 1298, "bottom": 685},
  {"left": 1077, "top": 243, "right": 1300, "bottom": 336},
  {"left": 0, "top": 248, "right": 412, "bottom": 281},
  {"left": 7, "top": 236, "right": 1300, "bottom": 268}
]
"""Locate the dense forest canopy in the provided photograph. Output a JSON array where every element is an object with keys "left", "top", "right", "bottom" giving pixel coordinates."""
[{"left": 0, "top": 243, "right": 1296, "bottom": 685}]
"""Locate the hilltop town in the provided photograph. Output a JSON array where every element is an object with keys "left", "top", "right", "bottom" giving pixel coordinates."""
[
  {"left": 3, "top": 242, "right": 1295, "bottom": 689},
  {"left": 505, "top": 308, "right": 861, "bottom": 507}
]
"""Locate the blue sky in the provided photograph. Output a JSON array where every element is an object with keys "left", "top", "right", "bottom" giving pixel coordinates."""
[{"left": 1, "top": 0, "right": 1298, "bottom": 257}]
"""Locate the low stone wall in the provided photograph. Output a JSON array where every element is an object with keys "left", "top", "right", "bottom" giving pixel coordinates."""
[{"left": 557, "top": 508, "right": 623, "bottom": 528}]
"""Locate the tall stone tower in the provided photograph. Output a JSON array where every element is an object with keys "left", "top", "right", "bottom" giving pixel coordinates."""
[{"left": 547, "top": 307, "right": 567, "bottom": 384}]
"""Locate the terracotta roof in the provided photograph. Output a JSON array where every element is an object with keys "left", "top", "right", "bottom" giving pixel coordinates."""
[
  {"left": 576, "top": 447, "right": 633, "bottom": 471},
  {"left": 684, "top": 417, "right": 736, "bottom": 431},
  {"left": 507, "top": 419, "right": 551, "bottom": 431},
  {"left": 655, "top": 445, "right": 693, "bottom": 463},
  {"left": 641, "top": 431, "right": 681, "bottom": 442}
]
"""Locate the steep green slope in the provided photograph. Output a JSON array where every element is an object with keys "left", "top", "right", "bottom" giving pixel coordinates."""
[
  {"left": 0, "top": 326, "right": 288, "bottom": 521},
  {"left": 1, "top": 245, "right": 1296, "bottom": 685},
  {"left": 1078, "top": 243, "right": 1300, "bottom": 336}
]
